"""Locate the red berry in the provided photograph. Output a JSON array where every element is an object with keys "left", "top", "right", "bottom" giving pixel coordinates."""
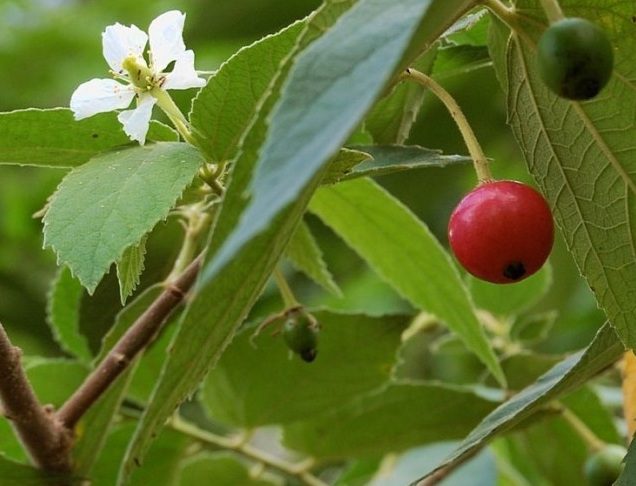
[{"left": 448, "top": 180, "right": 554, "bottom": 284}]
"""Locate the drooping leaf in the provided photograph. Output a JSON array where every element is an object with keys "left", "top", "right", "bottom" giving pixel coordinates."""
[
  {"left": 178, "top": 452, "right": 281, "bottom": 486},
  {"left": 116, "top": 236, "right": 147, "bottom": 305},
  {"left": 200, "top": 0, "right": 475, "bottom": 292},
  {"left": 415, "top": 323, "right": 623, "bottom": 484},
  {"left": 309, "top": 178, "right": 505, "bottom": 384},
  {"left": 118, "top": 3, "right": 357, "bottom": 480},
  {"left": 202, "top": 311, "right": 408, "bottom": 427},
  {"left": 43, "top": 142, "right": 203, "bottom": 293},
  {"left": 323, "top": 144, "right": 471, "bottom": 184},
  {"left": 47, "top": 266, "right": 92, "bottom": 363},
  {"left": 283, "top": 381, "right": 498, "bottom": 459},
  {"left": 488, "top": 1, "right": 636, "bottom": 349},
  {"left": 0, "top": 108, "right": 177, "bottom": 168},
  {"left": 286, "top": 221, "right": 341, "bottom": 295}
]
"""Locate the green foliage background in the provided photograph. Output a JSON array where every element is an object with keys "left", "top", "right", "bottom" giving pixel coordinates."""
[
  {"left": 0, "top": 0, "right": 600, "bottom": 357},
  {"left": 0, "top": 0, "right": 621, "bottom": 485}
]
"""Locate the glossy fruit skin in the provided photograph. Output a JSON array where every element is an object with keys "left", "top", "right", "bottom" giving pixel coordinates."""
[
  {"left": 537, "top": 18, "right": 613, "bottom": 100},
  {"left": 583, "top": 445, "right": 626, "bottom": 486},
  {"left": 448, "top": 180, "right": 554, "bottom": 284},
  {"left": 282, "top": 316, "right": 318, "bottom": 363}
]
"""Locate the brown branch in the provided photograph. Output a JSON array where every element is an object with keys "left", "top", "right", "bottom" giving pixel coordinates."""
[
  {"left": 0, "top": 323, "right": 72, "bottom": 472},
  {"left": 56, "top": 255, "right": 203, "bottom": 430}
]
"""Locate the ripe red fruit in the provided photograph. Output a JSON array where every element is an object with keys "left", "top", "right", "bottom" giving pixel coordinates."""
[{"left": 448, "top": 180, "right": 554, "bottom": 284}]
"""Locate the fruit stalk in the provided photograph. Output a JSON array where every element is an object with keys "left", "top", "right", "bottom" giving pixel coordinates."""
[
  {"left": 538, "top": 0, "right": 564, "bottom": 23},
  {"left": 403, "top": 68, "right": 493, "bottom": 184}
]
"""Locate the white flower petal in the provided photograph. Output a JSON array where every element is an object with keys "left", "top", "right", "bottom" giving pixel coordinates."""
[
  {"left": 117, "top": 93, "right": 156, "bottom": 144},
  {"left": 162, "top": 50, "right": 206, "bottom": 90},
  {"left": 70, "top": 78, "right": 136, "bottom": 120},
  {"left": 102, "top": 22, "right": 148, "bottom": 73},
  {"left": 148, "top": 10, "right": 187, "bottom": 73}
]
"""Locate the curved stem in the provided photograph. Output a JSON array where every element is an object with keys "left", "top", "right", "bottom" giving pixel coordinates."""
[
  {"left": 169, "top": 417, "right": 326, "bottom": 486},
  {"left": 480, "top": 0, "right": 517, "bottom": 26},
  {"left": 167, "top": 203, "right": 211, "bottom": 283},
  {"left": 151, "top": 87, "right": 197, "bottom": 145},
  {"left": 560, "top": 406, "right": 606, "bottom": 452},
  {"left": 274, "top": 267, "right": 300, "bottom": 308},
  {"left": 538, "top": 0, "right": 564, "bottom": 23},
  {"left": 403, "top": 69, "right": 493, "bottom": 184}
]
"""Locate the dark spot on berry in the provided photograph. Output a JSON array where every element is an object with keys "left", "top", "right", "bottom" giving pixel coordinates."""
[
  {"left": 92, "top": 133, "right": 99, "bottom": 139},
  {"left": 503, "top": 261, "right": 526, "bottom": 280},
  {"left": 632, "top": 15, "right": 636, "bottom": 23},
  {"left": 300, "top": 348, "right": 317, "bottom": 363}
]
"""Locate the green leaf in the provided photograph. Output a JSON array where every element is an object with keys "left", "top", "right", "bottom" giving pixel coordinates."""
[
  {"left": 415, "top": 323, "right": 623, "bottom": 484},
  {"left": 47, "top": 267, "right": 92, "bottom": 363},
  {"left": 617, "top": 436, "right": 636, "bottom": 485},
  {"left": 0, "top": 455, "right": 71, "bottom": 485},
  {"left": 72, "top": 287, "right": 163, "bottom": 477},
  {"left": 444, "top": 9, "right": 490, "bottom": 46},
  {"left": 202, "top": 311, "right": 407, "bottom": 427},
  {"left": 433, "top": 44, "right": 492, "bottom": 79},
  {"left": 116, "top": 236, "right": 147, "bottom": 305},
  {"left": 43, "top": 142, "right": 203, "bottom": 293},
  {"left": 364, "top": 48, "right": 437, "bottom": 145},
  {"left": 510, "top": 311, "right": 557, "bottom": 345},
  {"left": 178, "top": 452, "right": 281, "bottom": 486},
  {"left": 309, "top": 178, "right": 505, "bottom": 385},
  {"left": 286, "top": 221, "right": 341, "bottom": 296},
  {"left": 190, "top": 21, "right": 305, "bottom": 162},
  {"left": 118, "top": 3, "right": 358, "bottom": 480},
  {"left": 488, "top": 2, "right": 636, "bottom": 349},
  {"left": 468, "top": 264, "right": 552, "bottom": 316},
  {"left": 202, "top": 0, "right": 474, "bottom": 292},
  {"left": 0, "top": 108, "right": 177, "bottom": 168},
  {"left": 24, "top": 358, "right": 88, "bottom": 407},
  {"left": 321, "top": 148, "right": 372, "bottom": 186},
  {"left": 325, "top": 144, "right": 471, "bottom": 184},
  {"left": 283, "top": 381, "right": 498, "bottom": 459},
  {"left": 91, "top": 423, "right": 190, "bottom": 486}
]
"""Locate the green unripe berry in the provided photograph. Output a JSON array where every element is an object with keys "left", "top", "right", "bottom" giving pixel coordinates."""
[
  {"left": 537, "top": 18, "right": 613, "bottom": 100},
  {"left": 282, "top": 316, "right": 318, "bottom": 363},
  {"left": 583, "top": 444, "right": 626, "bottom": 486}
]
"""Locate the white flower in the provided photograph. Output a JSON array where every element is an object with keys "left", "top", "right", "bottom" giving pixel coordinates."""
[{"left": 70, "top": 10, "right": 205, "bottom": 144}]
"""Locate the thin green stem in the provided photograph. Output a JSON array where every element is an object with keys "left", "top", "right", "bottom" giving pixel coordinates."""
[
  {"left": 560, "top": 406, "right": 606, "bottom": 452},
  {"left": 166, "top": 203, "right": 211, "bottom": 283},
  {"left": 480, "top": 0, "right": 517, "bottom": 26},
  {"left": 169, "top": 417, "right": 325, "bottom": 486},
  {"left": 538, "top": 0, "right": 564, "bottom": 23},
  {"left": 151, "top": 87, "right": 197, "bottom": 145},
  {"left": 403, "top": 69, "right": 493, "bottom": 184},
  {"left": 274, "top": 267, "right": 300, "bottom": 308}
]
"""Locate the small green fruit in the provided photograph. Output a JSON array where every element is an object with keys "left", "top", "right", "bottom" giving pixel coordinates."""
[
  {"left": 282, "top": 316, "right": 318, "bottom": 362},
  {"left": 537, "top": 18, "right": 613, "bottom": 100},
  {"left": 583, "top": 444, "right": 626, "bottom": 486}
]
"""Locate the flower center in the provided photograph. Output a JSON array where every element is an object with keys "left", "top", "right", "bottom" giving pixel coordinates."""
[{"left": 122, "top": 55, "right": 155, "bottom": 90}]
